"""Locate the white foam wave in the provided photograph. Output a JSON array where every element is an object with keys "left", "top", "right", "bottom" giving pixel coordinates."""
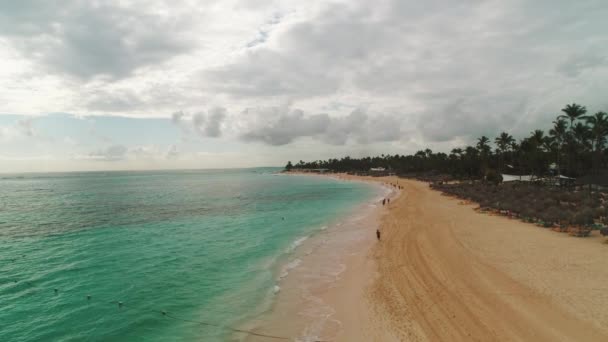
[
  {"left": 279, "top": 258, "right": 302, "bottom": 279},
  {"left": 286, "top": 236, "right": 309, "bottom": 253}
]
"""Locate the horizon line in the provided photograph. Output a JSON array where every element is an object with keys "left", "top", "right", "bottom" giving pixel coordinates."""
[{"left": 0, "top": 166, "right": 284, "bottom": 176}]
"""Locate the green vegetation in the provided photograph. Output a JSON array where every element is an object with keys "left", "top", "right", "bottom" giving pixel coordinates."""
[
  {"left": 285, "top": 103, "right": 608, "bottom": 236},
  {"left": 286, "top": 103, "right": 608, "bottom": 180},
  {"left": 285, "top": 161, "right": 293, "bottom": 171},
  {"left": 431, "top": 182, "right": 607, "bottom": 231}
]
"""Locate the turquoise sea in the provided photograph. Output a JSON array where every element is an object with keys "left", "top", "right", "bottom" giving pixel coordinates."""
[{"left": 0, "top": 169, "right": 375, "bottom": 341}]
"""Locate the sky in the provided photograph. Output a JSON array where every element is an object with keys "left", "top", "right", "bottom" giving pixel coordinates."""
[{"left": 0, "top": 0, "right": 607, "bottom": 172}]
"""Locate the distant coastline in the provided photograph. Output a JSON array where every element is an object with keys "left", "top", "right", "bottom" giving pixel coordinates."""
[{"left": 282, "top": 103, "right": 608, "bottom": 244}]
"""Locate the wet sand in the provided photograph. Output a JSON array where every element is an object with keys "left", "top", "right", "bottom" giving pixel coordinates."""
[
  {"left": 242, "top": 174, "right": 395, "bottom": 341},
  {"left": 248, "top": 174, "right": 608, "bottom": 341}
]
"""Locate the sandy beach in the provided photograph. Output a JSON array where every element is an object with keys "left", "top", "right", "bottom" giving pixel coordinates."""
[{"left": 248, "top": 174, "right": 608, "bottom": 341}]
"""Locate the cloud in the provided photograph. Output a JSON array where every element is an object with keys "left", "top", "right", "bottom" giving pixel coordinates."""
[
  {"left": 171, "top": 108, "right": 228, "bottom": 138},
  {"left": 81, "top": 144, "right": 180, "bottom": 162},
  {"left": 0, "top": 1, "right": 195, "bottom": 80},
  {"left": 240, "top": 106, "right": 404, "bottom": 145},
  {"left": 416, "top": 96, "right": 530, "bottom": 142},
  {"left": 84, "top": 89, "right": 144, "bottom": 112},
  {"left": 240, "top": 107, "right": 330, "bottom": 145},
  {"left": 16, "top": 118, "right": 35, "bottom": 137},
  {"left": 166, "top": 145, "right": 179, "bottom": 160},
  {"left": 172, "top": 111, "right": 185, "bottom": 124},
  {"left": 3, "top": 0, "right": 608, "bottom": 169},
  {"left": 0, "top": 117, "right": 37, "bottom": 141},
  {"left": 202, "top": 49, "right": 342, "bottom": 98},
  {"left": 199, "top": 0, "right": 608, "bottom": 147},
  {"left": 203, "top": 107, "right": 228, "bottom": 138},
  {"left": 557, "top": 53, "right": 607, "bottom": 78},
  {"left": 87, "top": 144, "right": 128, "bottom": 161}
]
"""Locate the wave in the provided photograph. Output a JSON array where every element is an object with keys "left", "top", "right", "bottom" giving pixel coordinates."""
[
  {"left": 286, "top": 236, "right": 309, "bottom": 253},
  {"left": 279, "top": 258, "right": 302, "bottom": 280}
]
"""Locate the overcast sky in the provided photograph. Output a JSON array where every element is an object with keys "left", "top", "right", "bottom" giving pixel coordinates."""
[{"left": 1, "top": 0, "right": 607, "bottom": 172}]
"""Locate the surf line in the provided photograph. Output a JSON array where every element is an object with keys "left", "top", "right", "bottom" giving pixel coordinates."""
[{"left": 7, "top": 280, "right": 331, "bottom": 341}]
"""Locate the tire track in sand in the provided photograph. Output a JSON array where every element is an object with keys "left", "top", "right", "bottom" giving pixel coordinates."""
[{"left": 370, "top": 178, "right": 607, "bottom": 342}]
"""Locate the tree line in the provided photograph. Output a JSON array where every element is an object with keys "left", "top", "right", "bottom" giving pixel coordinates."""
[{"left": 285, "top": 103, "right": 608, "bottom": 179}]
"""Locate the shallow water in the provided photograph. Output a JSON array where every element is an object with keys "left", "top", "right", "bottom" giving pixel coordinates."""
[
  {"left": 0, "top": 169, "right": 375, "bottom": 341},
  {"left": 244, "top": 182, "right": 392, "bottom": 342}
]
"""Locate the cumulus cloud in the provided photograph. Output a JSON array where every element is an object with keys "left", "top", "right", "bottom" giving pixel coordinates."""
[
  {"left": 203, "top": 49, "right": 342, "bottom": 98},
  {"left": 0, "top": 1, "right": 195, "bottom": 80},
  {"left": 3, "top": 0, "right": 608, "bottom": 167},
  {"left": 203, "top": 107, "right": 228, "bottom": 138},
  {"left": 201, "top": 0, "right": 608, "bottom": 145},
  {"left": 240, "top": 107, "right": 330, "bottom": 145},
  {"left": 171, "top": 107, "right": 228, "bottom": 138},
  {"left": 240, "top": 106, "right": 404, "bottom": 145}
]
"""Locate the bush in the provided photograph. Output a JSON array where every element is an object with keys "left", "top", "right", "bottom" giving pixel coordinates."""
[
  {"left": 558, "top": 209, "right": 572, "bottom": 224},
  {"left": 559, "top": 192, "right": 571, "bottom": 203},
  {"left": 570, "top": 192, "right": 584, "bottom": 203},
  {"left": 543, "top": 206, "right": 561, "bottom": 224},
  {"left": 571, "top": 207, "right": 594, "bottom": 226},
  {"left": 521, "top": 207, "right": 535, "bottom": 219},
  {"left": 582, "top": 197, "right": 598, "bottom": 209},
  {"left": 485, "top": 170, "right": 503, "bottom": 185}
]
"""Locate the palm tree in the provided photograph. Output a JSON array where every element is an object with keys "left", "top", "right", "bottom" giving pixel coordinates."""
[
  {"left": 287, "top": 102, "right": 606, "bottom": 181},
  {"left": 568, "top": 122, "right": 592, "bottom": 175},
  {"left": 524, "top": 130, "right": 547, "bottom": 176},
  {"left": 573, "top": 122, "right": 592, "bottom": 150},
  {"left": 549, "top": 119, "right": 568, "bottom": 144},
  {"left": 559, "top": 103, "right": 588, "bottom": 129},
  {"left": 447, "top": 148, "right": 463, "bottom": 176},
  {"left": 585, "top": 111, "right": 608, "bottom": 170},
  {"left": 476, "top": 136, "right": 492, "bottom": 177},
  {"left": 558, "top": 104, "right": 587, "bottom": 175},
  {"left": 494, "top": 132, "right": 515, "bottom": 154},
  {"left": 464, "top": 146, "right": 480, "bottom": 178},
  {"left": 529, "top": 130, "right": 546, "bottom": 149},
  {"left": 450, "top": 148, "right": 463, "bottom": 157},
  {"left": 585, "top": 112, "right": 608, "bottom": 152},
  {"left": 549, "top": 118, "right": 568, "bottom": 174},
  {"left": 476, "top": 136, "right": 491, "bottom": 156},
  {"left": 494, "top": 132, "right": 515, "bottom": 172}
]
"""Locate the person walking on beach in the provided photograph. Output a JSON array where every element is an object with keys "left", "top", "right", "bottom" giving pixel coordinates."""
[
  {"left": 382, "top": 198, "right": 386, "bottom": 206},
  {"left": 376, "top": 229, "right": 381, "bottom": 241}
]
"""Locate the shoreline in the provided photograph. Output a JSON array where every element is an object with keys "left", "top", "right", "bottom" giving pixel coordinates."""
[
  {"left": 244, "top": 173, "right": 608, "bottom": 341},
  {"left": 240, "top": 173, "right": 396, "bottom": 341},
  {"left": 371, "top": 176, "right": 608, "bottom": 341}
]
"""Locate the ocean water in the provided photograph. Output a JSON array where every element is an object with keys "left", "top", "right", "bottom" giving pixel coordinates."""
[{"left": 0, "top": 169, "right": 375, "bottom": 341}]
